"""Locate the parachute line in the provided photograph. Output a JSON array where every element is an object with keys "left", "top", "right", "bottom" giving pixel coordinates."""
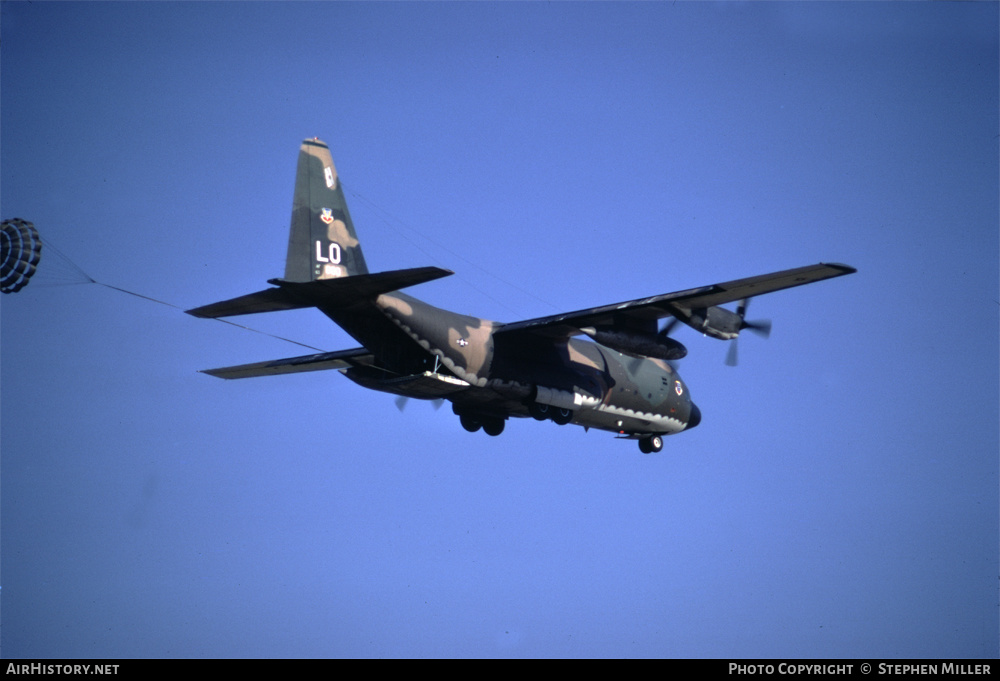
[
  {"left": 38, "top": 236, "right": 97, "bottom": 286},
  {"left": 95, "top": 282, "right": 325, "bottom": 352},
  {"left": 2, "top": 218, "right": 322, "bottom": 352}
]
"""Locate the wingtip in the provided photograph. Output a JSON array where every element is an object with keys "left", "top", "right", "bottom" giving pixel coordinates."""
[{"left": 822, "top": 262, "right": 858, "bottom": 275}]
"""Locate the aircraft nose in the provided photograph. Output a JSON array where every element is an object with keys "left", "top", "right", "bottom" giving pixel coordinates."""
[{"left": 686, "top": 403, "right": 702, "bottom": 430}]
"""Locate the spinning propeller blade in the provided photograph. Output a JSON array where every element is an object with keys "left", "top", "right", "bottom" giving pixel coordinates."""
[
  {"left": 726, "top": 299, "right": 772, "bottom": 366},
  {"left": 395, "top": 396, "right": 445, "bottom": 412}
]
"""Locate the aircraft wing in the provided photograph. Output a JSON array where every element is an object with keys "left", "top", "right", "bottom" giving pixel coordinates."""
[
  {"left": 200, "top": 346, "right": 376, "bottom": 379},
  {"left": 493, "top": 262, "right": 856, "bottom": 338}
]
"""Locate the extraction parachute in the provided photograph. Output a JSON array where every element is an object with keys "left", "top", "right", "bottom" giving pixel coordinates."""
[{"left": 1, "top": 219, "right": 42, "bottom": 294}]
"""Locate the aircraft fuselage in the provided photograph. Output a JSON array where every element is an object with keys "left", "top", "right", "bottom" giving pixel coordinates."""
[{"left": 324, "top": 290, "right": 701, "bottom": 441}]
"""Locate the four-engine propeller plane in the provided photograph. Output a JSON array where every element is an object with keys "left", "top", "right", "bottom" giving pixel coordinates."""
[{"left": 187, "top": 138, "right": 855, "bottom": 453}]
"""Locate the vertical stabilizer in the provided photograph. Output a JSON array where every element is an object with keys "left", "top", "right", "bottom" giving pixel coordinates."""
[{"left": 284, "top": 138, "right": 369, "bottom": 282}]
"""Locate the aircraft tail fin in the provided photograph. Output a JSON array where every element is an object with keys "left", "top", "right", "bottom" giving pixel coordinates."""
[
  {"left": 284, "top": 138, "right": 368, "bottom": 282},
  {"left": 187, "top": 138, "right": 453, "bottom": 320}
]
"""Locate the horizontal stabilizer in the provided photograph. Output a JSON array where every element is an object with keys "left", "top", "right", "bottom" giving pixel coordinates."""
[
  {"left": 343, "top": 369, "right": 471, "bottom": 400},
  {"left": 201, "top": 346, "right": 375, "bottom": 379},
  {"left": 268, "top": 266, "right": 453, "bottom": 302},
  {"left": 186, "top": 266, "right": 453, "bottom": 319},
  {"left": 186, "top": 287, "right": 310, "bottom": 319}
]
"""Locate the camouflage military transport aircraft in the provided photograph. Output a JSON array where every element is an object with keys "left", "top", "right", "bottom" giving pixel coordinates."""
[{"left": 188, "top": 138, "right": 855, "bottom": 453}]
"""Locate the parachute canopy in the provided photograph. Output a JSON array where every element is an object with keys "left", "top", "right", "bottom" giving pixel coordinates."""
[{"left": 1, "top": 219, "right": 43, "bottom": 294}]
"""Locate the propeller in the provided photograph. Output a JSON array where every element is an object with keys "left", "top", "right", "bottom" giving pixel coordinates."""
[
  {"left": 725, "top": 299, "right": 772, "bottom": 367},
  {"left": 658, "top": 318, "right": 683, "bottom": 370},
  {"left": 657, "top": 317, "right": 680, "bottom": 340},
  {"left": 395, "top": 396, "right": 445, "bottom": 412}
]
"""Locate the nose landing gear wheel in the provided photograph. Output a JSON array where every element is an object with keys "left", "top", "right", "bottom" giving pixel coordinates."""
[{"left": 638, "top": 435, "right": 664, "bottom": 454}]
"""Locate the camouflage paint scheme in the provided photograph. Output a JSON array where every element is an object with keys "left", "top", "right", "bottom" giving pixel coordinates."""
[{"left": 188, "top": 139, "right": 855, "bottom": 453}]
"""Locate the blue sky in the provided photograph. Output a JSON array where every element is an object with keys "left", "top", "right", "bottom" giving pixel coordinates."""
[{"left": 1, "top": 1, "right": 997, "bottom": 659}]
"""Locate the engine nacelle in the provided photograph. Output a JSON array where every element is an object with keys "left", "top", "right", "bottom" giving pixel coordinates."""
[
  {"left": 668, "top": 306, "right": 744, "bottom": 340},
  {"left": 579, "top": 326, "right": 688, "bottom": 360}
]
